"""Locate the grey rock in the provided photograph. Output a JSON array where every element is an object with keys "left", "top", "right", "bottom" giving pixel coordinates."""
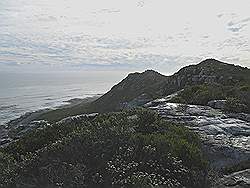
[
  {"left": 146, "top": 97, "right": 250, "bottom": 171},
  {"left": 228, "top": 113, "right": 250, "bottom": 123},
  {"left": 208, "top": 100, "right": 227, "bottom": 109},
  {"left": 213, "top": 169, "right": 250, "bottom": 187},
  {"left": 58, "top": 113, "right": 98, "bottom": 124},
  {"left": 0, "top": 138, "right": 12, "bottom": 146}
]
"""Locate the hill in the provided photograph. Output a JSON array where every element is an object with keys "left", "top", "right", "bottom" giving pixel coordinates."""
[
  {"left": 38, "top": 59, "right": 250, "bottom": 122},
  {"left": 168, "top": 59, "right": 250, "bottom": 112},
  {"left": 91, "top": 58, "right": 250, "bottom": 113},
  {"left": 166, "top": 58, "right": 250, "bottom": 90},
  {"left": 90, "top": 70, "right": 167, "bottom": 112}
]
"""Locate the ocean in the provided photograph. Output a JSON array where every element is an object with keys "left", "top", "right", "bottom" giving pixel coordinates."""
[{"left": 0, "top": 71, "right": 126, "bottom": 125}]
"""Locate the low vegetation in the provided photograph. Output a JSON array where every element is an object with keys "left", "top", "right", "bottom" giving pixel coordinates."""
[
  {"left": 0, "top": 109, "right": 207, "bottom": 187},
  {"left": 170, "top": 83, "right": 250, "bottom": 113}
]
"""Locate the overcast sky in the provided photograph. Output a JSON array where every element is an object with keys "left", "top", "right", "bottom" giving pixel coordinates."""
[{"left": 0, "top": 0, "right": 249, "bottom": 74}]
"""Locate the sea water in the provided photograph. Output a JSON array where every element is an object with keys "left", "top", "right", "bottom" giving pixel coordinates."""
[{"left": 0, "top": 71, "right": 125, "bottom": 125}]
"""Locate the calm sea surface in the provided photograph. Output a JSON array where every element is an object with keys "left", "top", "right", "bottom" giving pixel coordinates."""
[{"left": 0, "top": 71, "right": 125, "bottom": 125}]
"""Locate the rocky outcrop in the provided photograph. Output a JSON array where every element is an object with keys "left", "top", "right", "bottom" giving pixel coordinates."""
[
  {"left": 146, "top": 100, "right": 250, "bottom": 170},
  {"left": 145, "top": 94, "right": 250, "bottom": 187},
  {"left": 208, "top": 100, "right": 227, "bottom": 109},
  {"left": 57, "top": 113, "right": 98, "bottom": 124},
  {"left": 213, "top": 169, "right": 250, "bottom": 187},
  {"left": 228, "top": 113, "right": 250, "bottom": 123}
]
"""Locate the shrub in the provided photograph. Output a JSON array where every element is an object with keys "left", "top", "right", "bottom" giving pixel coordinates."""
[
  {"left": 0, "top": 109, "right": 207, "bottom": 187},
  {"left": 170, "top": 83, "right": 250, "bottom": 113},
  {"left": 224, "top": 97, "right": 247, "bottom": 113},
  {"left": 0, "top": 152, "right": 17, "bottom": 187}
]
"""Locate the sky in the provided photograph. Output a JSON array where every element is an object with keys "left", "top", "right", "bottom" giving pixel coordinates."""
[{"left": 0, "top": 0, "right": 249, "bottom": 75}]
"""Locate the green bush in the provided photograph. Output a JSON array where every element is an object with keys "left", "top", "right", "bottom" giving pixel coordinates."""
[
  {"left": 0, "top": 109, "right": 207, "bottom": 187},
  {"left": 0, "top": 152, "right": 17, "bottom": 187},
  {"left": 224, "top": 97, "right": 247, "bottom": 113},
  {"left": 170, "top": 83, "right": 250, "bottom": 113}
]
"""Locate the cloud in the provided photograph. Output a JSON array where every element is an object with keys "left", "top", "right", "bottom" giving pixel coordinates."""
[
  {"left": 0, "top": 0, "right": 250, "bottom": 73},
  {"left": 93, "top": 8, "right": 120, "bottom": 14},
  {"left": 227, "top": 17, "right": 250, "bottom": 33},
  {"left": 228, "top": 25, "right": 246, "bottom": 33},
  {"left": 227, "top": 21, "right": 234, "bottom": 27},
  {"left": 217, "top": 14, "right": 223, "bottom": 18},
  {"left": 37, "top": 15, "right": 57, "bottom": 22},
  {"left": 202, "top": 35, "right": 209, "bottom": 39},
  {"left": 241, "top": 17, "right": 250, "bottom": 23}
]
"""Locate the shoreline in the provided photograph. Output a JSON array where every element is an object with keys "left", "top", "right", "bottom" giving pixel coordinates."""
[
  {"left": 0, "top": 95, "right": 101, "bottom": 146},
  {"left": 6, "top": 95, "right": 101, "bottom": 128}
]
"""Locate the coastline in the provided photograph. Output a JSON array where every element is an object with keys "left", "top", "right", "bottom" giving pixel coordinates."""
[
  {"left": 0, "top": 95, "right": 100, "bottom": 146},
  {"left": 6, "top": 95, "right": 101, "bottom": 128}
]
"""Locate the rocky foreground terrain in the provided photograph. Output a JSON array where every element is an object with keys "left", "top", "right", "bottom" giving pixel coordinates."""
[{"left": 145, "top": 96, "right": 250, "bottom": 187}]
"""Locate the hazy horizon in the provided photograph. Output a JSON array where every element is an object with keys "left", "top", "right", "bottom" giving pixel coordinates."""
[{"left": 0, "top": 0, "right": 249, "bottom": 74}]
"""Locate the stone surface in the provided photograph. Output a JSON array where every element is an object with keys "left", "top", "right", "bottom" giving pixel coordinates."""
[
  {"left": 58, "top": 113, "right": 98, "bottom": 124},
  {"left": 213, "top": 169, "right": 250, "bottom": 188},
  {"left": 145, "top": 97, "right": 250, "bottom": 187},
  {"left": 145, "top": 100, "right": 250, "bottom": 170},
  {"left": 208, "top": 100, "right": 227, "bottom": 109}
]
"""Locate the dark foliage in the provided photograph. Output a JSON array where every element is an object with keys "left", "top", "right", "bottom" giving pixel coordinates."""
[
  {"left": 170, "top": 83, "right": 250, "bottom": 113},
  {"left": 0, "top": 109, "right": 207, "bottom": 187}
]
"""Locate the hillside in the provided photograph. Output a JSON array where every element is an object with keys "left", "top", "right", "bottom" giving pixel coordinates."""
[
  {"left": 90, "top": 58, "right": 250, "bottom": 113},
  {"left": 90, "top": 70, "right": 167, "bottom": 112},
  {"left": 165, "top": 59, "right": 250, "bottom": 91},
  {"left": 168, "top": 59, "right": 250, "bottom": 113},
  {"left": 34, "top": 59, "right": 250, "bottom": 122}
]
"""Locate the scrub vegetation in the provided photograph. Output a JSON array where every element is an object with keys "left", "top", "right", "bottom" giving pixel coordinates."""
[{"left": 0, "top": 109, "right": 207, "bottom": 188}]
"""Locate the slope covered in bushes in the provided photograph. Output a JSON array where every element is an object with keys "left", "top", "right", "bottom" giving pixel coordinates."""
[
  {"left": 170, "top": 83, "right": 250, "bottom": 113},
  {"left": 35, "top": 59, "right": 250, "bottom": 123},
  {"left": 0, "top": 109, "right": 207, "bottom": 187}
]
